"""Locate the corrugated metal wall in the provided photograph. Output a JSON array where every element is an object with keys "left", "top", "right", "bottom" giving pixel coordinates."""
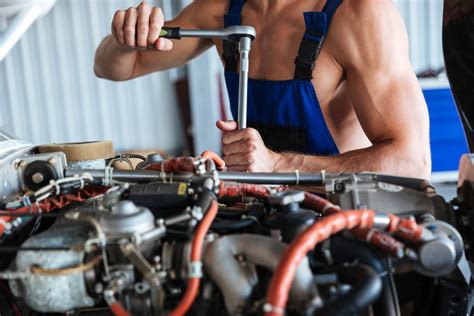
[
  {"left": 395, "top": 0, "right": 445, "bottom": 73},
  {"left": 0, "top": 0, "right": 445, "bottom": 154},
  {"left": 0, "top": 0, "right": 185, "bottom": 153}
]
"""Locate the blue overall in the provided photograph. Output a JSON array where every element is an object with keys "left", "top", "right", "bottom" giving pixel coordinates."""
[{"left": 223, "top": 0, "right": 342, "bottom": 155}]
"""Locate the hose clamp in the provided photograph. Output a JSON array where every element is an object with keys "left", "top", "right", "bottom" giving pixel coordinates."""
[
  {"left": 188, "top": 261, "right": 203, "bottom": 278},
  {"left": 262, "top": 303, "right": 284, "bottom": 315}
]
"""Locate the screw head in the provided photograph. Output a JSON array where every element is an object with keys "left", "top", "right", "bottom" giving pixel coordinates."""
[{"left": 31, "top": 172, "right": 44, "bottom": 184}]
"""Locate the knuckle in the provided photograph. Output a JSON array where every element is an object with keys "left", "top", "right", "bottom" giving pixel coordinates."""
[
  {"left": 152, "top": 7, "right": 164, "bottom": 20},
  {"left": 245, "top": 152, "right": 254, "bottom": 162},
  {"left": 149, "top": 24, "right": 160, "bottom": 33},
  {"left": 124, "top": 27, "right": 135, "bottom": 36},
  {"left": 137, "top": 1, "right": 149, "bottom": 9},
  {"left": 113, "top": 11, "right": 124, "bottom": 25},
  {"left": 153, "top": 7, "right": 163, "bottom": 15},
  {"left": 138, "top": 23, "right": 148, "bottom": 33},
  {"left": 247, "top": 128, "right": 258, "bottom": 137},
  {"left": 222, "top": 135, "right": 229, "bottom": 144},
  {"left": 246, "top": 139, "right": 256, "bottom": 150},
  {"left": 113, "top": 10, "right": 124, "bottom": 19}
]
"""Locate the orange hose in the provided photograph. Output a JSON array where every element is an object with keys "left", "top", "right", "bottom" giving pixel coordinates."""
[
  {"left": 201, "top": 151, "right": 226, "bottom": 171},
  {"left": 110, "top": 302, "right": 132, "bottom": 316},
  {"left": 170, "top": 200, "right": 218, "bottom": 316},
  {"left": 264, "top": 209, "right": 425, "bottom": 315},
  {"left": 265, "top": 210, "right": 376, "bottom": 316}
]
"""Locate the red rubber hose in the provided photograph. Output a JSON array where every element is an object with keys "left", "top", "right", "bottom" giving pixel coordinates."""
[
  {"left": 170, "top": 200, "right": 218, "bottom": 316},
  {"left": 265, "top": 210, "right": 376, "bottom": 316}
]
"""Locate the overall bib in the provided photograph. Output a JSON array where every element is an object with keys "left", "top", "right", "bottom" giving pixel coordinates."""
[{"left": 223, "top": 0, "right": 342, "bottom": 155}]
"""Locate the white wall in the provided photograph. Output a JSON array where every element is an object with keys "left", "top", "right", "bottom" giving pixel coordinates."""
[
  {"left": 395, "top": 0, "right": 445, "bottom": 73},
  {"left": 0, "top": 0, "right": 185, "bottom": 153}
]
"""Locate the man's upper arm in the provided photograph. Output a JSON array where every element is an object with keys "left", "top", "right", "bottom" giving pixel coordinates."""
[
  {"left": 131, "top": 0, "right": 221, "bottom": 78},
  {"left": 333, "top": 0, "right": 431, "bottom": 173}
]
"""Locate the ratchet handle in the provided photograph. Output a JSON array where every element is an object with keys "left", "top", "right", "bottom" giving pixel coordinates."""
[{"left": 160, "top": 27, "right": 181, "bottom": 39}]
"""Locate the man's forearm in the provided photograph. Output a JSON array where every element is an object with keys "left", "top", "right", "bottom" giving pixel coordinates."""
[
  {"left": 94, "top": 35, "right": 138, "bottom": 81},
  {"left": 274, "top": 141, "right": 430, "bottom": 179}
]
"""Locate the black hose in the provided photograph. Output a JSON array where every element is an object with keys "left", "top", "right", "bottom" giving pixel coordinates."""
[
  {"left": 211, "top": 204, "right": 264, "bottom": 232},
  {"left": 315, "top": 264, "right": 382, "bottom": 316},
  {"left": 196, "top": 188, "right": 216, "bottom": 213},
  {"left": 375, "top": 174, "right": 433, "bottom": 192},
  {"left": 216, "top": 210, "right": 250, "bottom": 219},
  {"left": 211, "top": 218, "right": 256, "bottom": 231},
  {"left": 330, "top": 236, "right": 401, "bottom": 316}
]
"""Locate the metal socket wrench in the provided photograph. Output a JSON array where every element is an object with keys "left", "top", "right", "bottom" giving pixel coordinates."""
[{"left": 160, "top": 26, "right": 256, "bottom": 129}]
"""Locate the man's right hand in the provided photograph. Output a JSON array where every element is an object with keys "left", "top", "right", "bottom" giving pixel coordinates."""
[{"left": 111, "top": 1, "right": 173, "bottom": 51}]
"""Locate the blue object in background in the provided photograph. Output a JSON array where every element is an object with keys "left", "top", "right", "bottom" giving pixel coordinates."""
[{"left": 423, "top": 87, "right": 468, "bottom": 172}]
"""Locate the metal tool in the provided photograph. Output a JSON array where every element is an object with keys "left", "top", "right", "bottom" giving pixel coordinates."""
[{"left": 160, "top": 25, "right": 256, "bottom": 129}]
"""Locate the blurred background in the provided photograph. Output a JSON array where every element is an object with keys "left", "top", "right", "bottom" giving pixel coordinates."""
[{"left": 0, "top": 0, "right": 467, "bottom": 196}]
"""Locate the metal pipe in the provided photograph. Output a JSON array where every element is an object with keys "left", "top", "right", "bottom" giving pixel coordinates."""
[
  {"left": 65, "top": 169, "right": 325, "bottom": 186},
  {"left": 171, "top": 25, "right": 256, "bottom": 41},
  {"left": 219, "top": 171, "right": 324, "bottom": 185},
  {"left": 64, "top": 169, "right": 193, "bottom": 183},
  {"left": 0, "top": 6, "right": 42, "bottom": 61},
  {"left": 238, "top": 36, "right": 251, "bottom": 129}
]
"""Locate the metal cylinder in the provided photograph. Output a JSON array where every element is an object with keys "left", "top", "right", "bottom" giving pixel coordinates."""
[{"left": 238, "top": 36, "right": 252, "bottom": 129}]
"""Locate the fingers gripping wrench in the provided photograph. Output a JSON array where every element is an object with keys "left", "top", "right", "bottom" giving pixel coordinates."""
[{"left": 160, "top": 26, "right": 256, "bottom": 129}]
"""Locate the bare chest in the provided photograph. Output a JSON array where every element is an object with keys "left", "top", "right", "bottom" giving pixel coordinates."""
[{"left": 212, "top": 4, "right": 345, "bottom": 107}]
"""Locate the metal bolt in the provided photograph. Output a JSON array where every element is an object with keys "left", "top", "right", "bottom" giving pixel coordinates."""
[
  {"left": 15, "top": 160, "right": 27, "bottom": 170},
  {"left": 94, "top": 282, "right": 104, "bottom": 294},
  {"left": 31, "top": 172, "right": 44, "bottom": 184},
  {"left": 334, "top": 182, "right": 345, "bottom": 193},
  {"left": 48, "top": 158, "right": 57, "bottom": 166}
]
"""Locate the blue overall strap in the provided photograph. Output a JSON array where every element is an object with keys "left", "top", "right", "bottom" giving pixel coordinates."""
[
  {"left": 294, "top": 0, "right": 343, "bottom": 80},
  {"left": 223, "top": 0, "right": 246, "bottom": 72}
]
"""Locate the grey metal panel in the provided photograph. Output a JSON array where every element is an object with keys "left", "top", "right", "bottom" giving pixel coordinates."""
[
  {"left": 0, "top": 0, "right": 184, "bottom": 154},
  {"left": 188, "top": 48, "right": 224, "bottom": 156}
]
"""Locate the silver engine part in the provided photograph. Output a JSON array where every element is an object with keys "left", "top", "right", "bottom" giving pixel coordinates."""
[
  {"left": 8, "top": 223, "right": 94, "bottom": 312},
  {"left": 100, "top": 200, "right": 155, "bottom": 236},
  {"left": 203, "top": 234, "right": 320, "bottom": 314},
  {"left": 5, "top": 199, "right": 167, "bottom": 313},
  {"left": 0, "top": 131, "right": 34, "bottom": 201},
  {"left": 325, "top": 173, "right": 445, "bottom": 216}
]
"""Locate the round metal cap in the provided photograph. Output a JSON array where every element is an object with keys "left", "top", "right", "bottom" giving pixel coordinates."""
[{"left": 100, "top": 201, "right": 155, "bottom": 235}]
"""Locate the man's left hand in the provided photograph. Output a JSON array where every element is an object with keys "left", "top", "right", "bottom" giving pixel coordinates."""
[{"left": 216, "top": 120, "right": 277, "bottom": 172}]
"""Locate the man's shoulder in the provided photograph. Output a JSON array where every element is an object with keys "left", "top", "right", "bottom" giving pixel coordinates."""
[
  {"left": 335, "top": 0, "right": 399, "bottom": 25},
  {"left": 189, "top": 0, "right": 229, "bottom": 28},
  {"left": 330, "top": 0, "right": 404, "bottom": 47},
  {"left": 328, "top": 0, "right": 407, "bottom": 68}
]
